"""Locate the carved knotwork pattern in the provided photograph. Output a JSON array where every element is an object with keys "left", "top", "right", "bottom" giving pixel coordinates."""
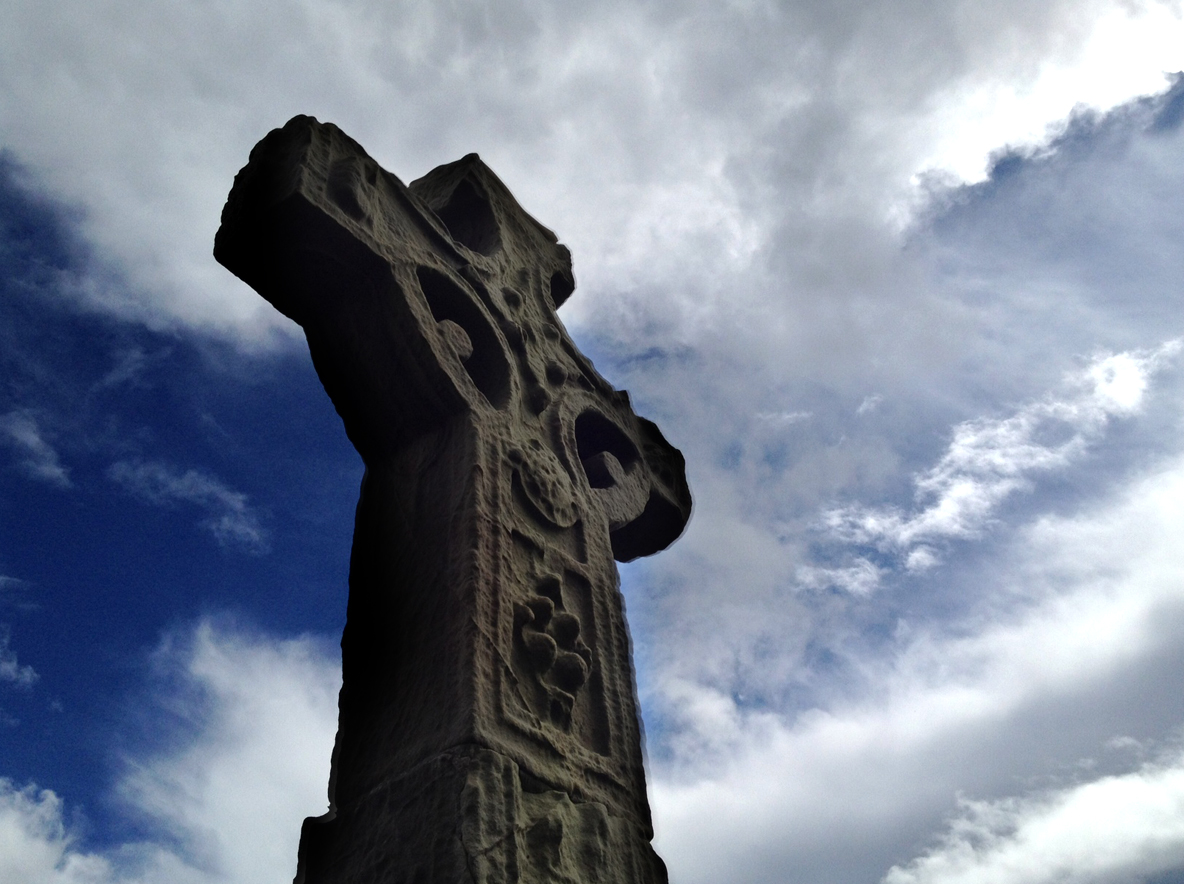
[{"left": 509, "top": 442, "right": 578, "bottom": 529}]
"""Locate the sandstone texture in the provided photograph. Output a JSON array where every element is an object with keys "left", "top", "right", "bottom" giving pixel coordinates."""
[{"left": 214, "top": 116, "right": 692, "bottom": 884}]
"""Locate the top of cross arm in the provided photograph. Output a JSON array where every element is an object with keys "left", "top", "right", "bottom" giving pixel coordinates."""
[{"left": 214, "top": 115, "right": 576, "bottom": 309}]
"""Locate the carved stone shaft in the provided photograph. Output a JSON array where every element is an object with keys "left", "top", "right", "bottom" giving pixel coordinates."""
[{"left": 214, "top": 116, "right": 691, "bottom": 883}]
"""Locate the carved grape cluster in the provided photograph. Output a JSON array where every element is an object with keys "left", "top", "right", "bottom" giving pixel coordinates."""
[{"left": 515, "top": 577, "right": 592, "bottom": 699}]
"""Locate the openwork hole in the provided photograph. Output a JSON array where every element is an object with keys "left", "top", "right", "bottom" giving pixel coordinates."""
[
  {"left": 549, "top": 270, "right": 575, "bottom": 308},
  {"left": 434, "top": 179, "right": 502, "bottom": 255},
  {"left": 416, "top": 266, "right": 511, "bottom": 408},
  {"left": 575, "top": 411, "right": 640, "bottom": 472}
]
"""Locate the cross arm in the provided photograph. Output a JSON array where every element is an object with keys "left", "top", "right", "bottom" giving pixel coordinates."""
[{"left": 213, "top": 116, "right": 494, "bottom": 461}]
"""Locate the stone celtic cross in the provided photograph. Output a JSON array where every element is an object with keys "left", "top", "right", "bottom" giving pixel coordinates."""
[{"left": 214, "top": 116, "right": 691, "bottom": 884}]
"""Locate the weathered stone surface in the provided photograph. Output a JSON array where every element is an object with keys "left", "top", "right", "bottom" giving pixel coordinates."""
[{"left": 214, "top": 116, "right": 691, "bottom": 884}]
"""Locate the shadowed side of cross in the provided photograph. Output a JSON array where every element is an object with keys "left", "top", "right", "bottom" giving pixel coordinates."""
[{"left": 215, "top": 116, "right": 690, "bottom": 884}]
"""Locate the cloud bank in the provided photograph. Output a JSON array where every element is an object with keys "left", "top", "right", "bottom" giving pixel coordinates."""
[
  {"left": 0, "top": 621, "right": 338, "bottom": 884},
  {"left": 651, "top": 437, "right": 1184, "bottom": 883},
  {"left": 0, "top": 0, "right": 1181, "bottom": 347},
  {"left": 885, "top": 746, "right": 1184, "bottom": 884}
]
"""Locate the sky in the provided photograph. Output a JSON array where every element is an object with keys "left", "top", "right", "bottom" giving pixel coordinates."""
[{"left": 4, "top": 1, "right": 1184, "bottom": 882}]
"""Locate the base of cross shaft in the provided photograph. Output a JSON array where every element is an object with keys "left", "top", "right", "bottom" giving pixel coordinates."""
[{"left": 296, "top": 744, "right": 668, "bottom": 884}]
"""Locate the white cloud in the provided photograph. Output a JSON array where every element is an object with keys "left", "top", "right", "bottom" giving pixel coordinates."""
[
  {"left": 107, "top": 461, "right": 268, "bottom": 553},
  {"left": 755, "top": 410, "right": 812, "bottom": 426},
  {"left": 0, "top": 627, "right": 37, "bottom": 689},
  {"left": 0, "top": 574, "right": 32, "bottom": 608},
  {"left": 910, "top": 2, "right": 1184, "bottom": 188},
  {"left": 94, "top": 347, "right": 156, "bottom": 392},
  {"left": 118, "top": 622, "right": 339, "bottom": 883},
  {"left": 651, "top": 443, "right": 1184, "bottom": 883},
  {"left": 0, "top": 620, "right": 338, "bottom": 884},
  {"left": 796, "top": 557, "right": 882, "bottom": 596},
  {"left": 0, "top": 411, "right": 71, "bottom": 488},
  {"left": 884, "top": 746, "right": 1184, "bottom": 884},
  {"left": 823, "top": 341, "right": 1181, "bottom": 562},
  {"left": 857, "top": 395, "right": 884, "bottom": 416},
  {"left": 0, "top": 781, "right": 116, "bottom": 884}
]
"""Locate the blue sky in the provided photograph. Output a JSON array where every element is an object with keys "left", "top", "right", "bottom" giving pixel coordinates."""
[{"left": 5, "top": 2, "right": 1184, "bottom": 883}]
